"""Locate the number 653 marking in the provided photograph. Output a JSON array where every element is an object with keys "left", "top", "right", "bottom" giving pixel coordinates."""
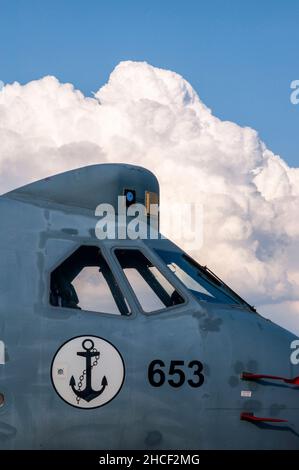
[{"left": 148, "top": 360, "right": 204, "bottom": 388}]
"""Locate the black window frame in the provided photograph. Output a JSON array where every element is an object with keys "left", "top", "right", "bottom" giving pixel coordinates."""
[
  {"left": 48, "top": 242, "right": 132, "bottom": 317},
  {"left": 111, "top": 245, "right": 188, "bottom": 316}
]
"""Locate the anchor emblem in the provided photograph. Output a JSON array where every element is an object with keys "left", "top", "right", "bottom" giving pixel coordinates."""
[{"left": 69, "top": 339, "right": 108, "bottom": 403}]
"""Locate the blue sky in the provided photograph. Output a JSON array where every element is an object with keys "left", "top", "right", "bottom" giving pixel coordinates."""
[{"left": 0, "top": 0, "right": 298, "bottom": 166}]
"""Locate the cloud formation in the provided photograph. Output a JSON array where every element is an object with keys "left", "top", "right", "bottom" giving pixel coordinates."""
[{"left": 0, "top": 61, "right": 298, "bottom": 334}]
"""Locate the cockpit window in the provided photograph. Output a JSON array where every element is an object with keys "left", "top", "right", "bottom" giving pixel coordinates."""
[
  {"left": 50, "top": 245, "right": 130, "bottom": 315},
  {"left": 154, "top": 249, "right": 254, "bottom": 310},
  {"left": 114, "top": 249, "right": 185, "bottom": 313}
]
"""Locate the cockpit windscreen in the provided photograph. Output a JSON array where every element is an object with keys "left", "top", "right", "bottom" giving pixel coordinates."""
[{"left": 154, "top": 249, "right": 253, "bottom": 309}]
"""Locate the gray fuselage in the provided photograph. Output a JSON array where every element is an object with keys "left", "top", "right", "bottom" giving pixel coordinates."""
[{"left": 0, "top": 164, "right": 298, "bottom": 449}]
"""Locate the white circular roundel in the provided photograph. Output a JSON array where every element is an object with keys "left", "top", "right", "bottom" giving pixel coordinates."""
[{"left": 51, "top": 336, "right": 125, "bottom": 409}]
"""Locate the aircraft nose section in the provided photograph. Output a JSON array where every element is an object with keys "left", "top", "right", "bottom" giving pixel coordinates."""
[{"left": 239, "top": 321, "right": 299, "bottom": 445}]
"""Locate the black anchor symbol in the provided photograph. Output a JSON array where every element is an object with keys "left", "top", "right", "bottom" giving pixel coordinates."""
[{"left": 69, "top": 339, "right": 108, "bottom": 402}]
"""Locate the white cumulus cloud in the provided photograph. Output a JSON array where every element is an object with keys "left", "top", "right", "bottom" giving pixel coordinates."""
[{"left": 0, "top": 61, "right": 298, "bottom": 334}]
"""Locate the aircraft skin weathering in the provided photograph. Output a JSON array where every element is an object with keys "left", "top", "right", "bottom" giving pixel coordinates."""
[{"left": 0, "top": 163, "right": 298, "bottom": 449}]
